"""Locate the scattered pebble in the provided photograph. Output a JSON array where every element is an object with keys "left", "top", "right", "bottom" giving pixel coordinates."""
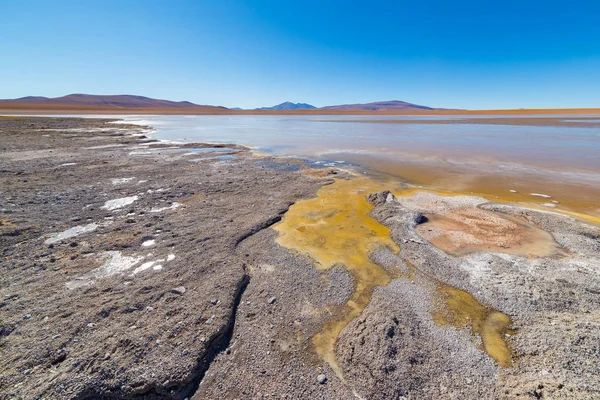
[
  {"left": 172, "top": 286, "right": 186, "bottom": 295},
  {"left": 317, "top": 374, "right": 327, "bottom": 384},
  {"left": 268, "top": 296, "right": 277, "bottom": 305}
]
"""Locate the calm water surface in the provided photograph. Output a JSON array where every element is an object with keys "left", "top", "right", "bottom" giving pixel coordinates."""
[{"left": 116, "top": 115, "right": 600, "bottom": 176}]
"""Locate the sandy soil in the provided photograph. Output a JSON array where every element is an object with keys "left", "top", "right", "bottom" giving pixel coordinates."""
[{"left": 1, "top": 117, "right": 599, "bottom": 399}]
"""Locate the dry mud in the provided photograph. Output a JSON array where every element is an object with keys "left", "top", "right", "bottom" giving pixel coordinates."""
[{"left": 1, "top": 117, "right": 599, "bottom": 399}]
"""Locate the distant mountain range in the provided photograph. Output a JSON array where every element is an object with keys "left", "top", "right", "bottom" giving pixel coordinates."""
[
  {"left": 255, "top": 101, "right": 317, "bottom": 110},
  {"left": 253, "top": 100, "right": 436, "bottom": 111},
  {"left": 0, "top": 94, "right": 439, "bottom": 112},
  {"left": 0, "top": 94, "right": 226, "bottom": 110},
  {"left": 321, "top": 100, "right": 434, "bottom": 111}
]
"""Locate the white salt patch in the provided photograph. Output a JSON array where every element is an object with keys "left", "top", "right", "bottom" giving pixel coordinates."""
[
  {"left": 60, "top": 163, "right": 77, "bottom": 166},
  {"left": 44, "top": 223, "right": 98, "bottom": 245},
  {"left": 101, "top": 196, "right": 139, "bottom": 211},
  {"left": 552, "top": 200, "right": 559, "bottom": 204},
  {"left": 509, "top": 190, "right": 517, "bottom": 193},
  {"left": 167, "top": 254, "right": 175, "bottom": 261},
  {"left": 153, "top": 265, "right": 163, "bottom": 271},
  {"left": 137, "top": 180, "right": 148, "bottom": 184},
  {"left": 150, "top": 202, "right": 181, "bottom": 213},
  {"left": 131, "top": 261, "right": 155, "bottom": 275},
  {"left": 66, "top": 251, "right": 142, "bottom": 289},
  {"left": 542, "top": 203, "right": 557, "bottom": 208},
  {"left": 531, "top": 193, "right": 552, "bottom": 198},
  {"left": 142, "top": 239, "right": 156, "bottom": 247},
  {"left": 111, "top": 177, "right": 135, "bottom": 185},
  {"left": 95, "top": 251, "right": 143, "bottom": 276}
]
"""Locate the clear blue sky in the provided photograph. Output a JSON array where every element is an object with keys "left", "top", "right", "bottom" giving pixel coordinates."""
[{"left": 1, "top": 0, "right": 599, "bottom": 109}]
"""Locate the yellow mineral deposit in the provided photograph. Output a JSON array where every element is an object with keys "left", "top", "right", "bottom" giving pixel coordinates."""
[
  {"left": 274, "top": 175, "right": 523, "bottom": 378},
  {"left": 274, "top": 177, "right": 400, "bottom": 378}
]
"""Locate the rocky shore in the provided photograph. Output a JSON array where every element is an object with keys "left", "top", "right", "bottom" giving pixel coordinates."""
[{"left": 1, "top": 117, "right": 599, "bottom": 399}]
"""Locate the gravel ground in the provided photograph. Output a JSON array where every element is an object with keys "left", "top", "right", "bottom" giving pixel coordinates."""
[
  {"left": 2, "top": 117, "right": 599, "bottom": 399},
  {"left": 0, "top": 117, "right": 333, "bottom": 399}
]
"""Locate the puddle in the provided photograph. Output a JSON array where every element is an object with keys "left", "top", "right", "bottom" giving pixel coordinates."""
[
  {"left": 44, "top": 223, "right": 98, "bottom": 245},
  {"left": 255, "top": 159, "right": 304, "bottom": 172},
  {"left": 274, "top": 177, "right": 401, "bottom": 379},
  {"left": 432, "top": 284, "right": 513, "bottom": 368},
  {"left": 129, "top": 147, "right": 231, "bottom": 156},
  {"left": 101, "top": 196, "right": 139, "bottom": 211},
  {"left": 86, "top": 144, "right": 126, "bottom": 149}
]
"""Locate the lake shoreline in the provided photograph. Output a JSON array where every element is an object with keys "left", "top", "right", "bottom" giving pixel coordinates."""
[{"left": 1, "top": 117, "right": 599, "bottom": 399}]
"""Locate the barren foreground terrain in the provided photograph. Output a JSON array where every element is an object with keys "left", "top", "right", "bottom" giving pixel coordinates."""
[{"left": 1, "top": 117, "right": 599, "bottom": 399}]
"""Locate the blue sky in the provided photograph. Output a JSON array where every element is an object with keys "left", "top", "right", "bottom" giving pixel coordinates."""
[{"left": 1, "top": 0, "right": 599, "bottom": 109}]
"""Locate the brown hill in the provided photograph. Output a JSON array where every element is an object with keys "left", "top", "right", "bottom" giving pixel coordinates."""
[
  {"left": 320, "top": 100, "right": 435, "bottom": 111},
  {"left": 0, "top": 94, "right": 227, "bottom": 110}
]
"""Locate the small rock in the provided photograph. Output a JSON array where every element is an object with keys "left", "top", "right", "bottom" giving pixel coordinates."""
[
  {"left": 103, "top": 353, "right": 111, "bottom": 360},
  {"left": 23, "top": 314, "right": 31, "bottom": 320},
  {"left": 171, "top": 286, "right": 186, "bottom": 295},
  {"left": 70, "top": 217, "right": 82, "bottom": 222},
  {"left": 268, "top": 296, "right": 277, "bottom": 305},
  {"left": 146, "top": 306, "right": 154, "bottom": 313},
  {"left": 209, "top": 298, "right": 218, "bottom": 305},
  {"left": 317, "top": 374, "right": 327, "bottom": 384},
  {"left": 206, "top": 315, "right": 215, "bottom": 325}
]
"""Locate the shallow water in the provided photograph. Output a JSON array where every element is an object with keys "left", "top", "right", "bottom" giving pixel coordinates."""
[
  {"left": 110, "top": 114, "right": 600, "bottom": 216},
  {"left": 115, "top": 114, "right": 600, "bottom": 173}
]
